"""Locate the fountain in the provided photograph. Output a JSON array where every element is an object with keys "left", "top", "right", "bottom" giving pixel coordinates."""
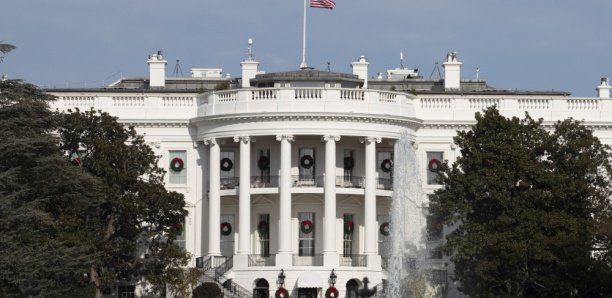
[{"left": 386, "top": 130, "right": 441, "bottom": 297}]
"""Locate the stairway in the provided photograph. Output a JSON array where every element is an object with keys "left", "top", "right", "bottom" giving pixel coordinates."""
[{"left": 199, "top": 256, "right": 250, "bottom": 298}]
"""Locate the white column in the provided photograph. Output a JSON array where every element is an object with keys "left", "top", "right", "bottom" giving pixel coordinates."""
[
  {"left": 322, "top": 135, "right": 340, "bottom": 254},
  {"left": 361, "top": 137, "right": 381, "bottom": 255},
  {"left": 205, "top": 138, "right": 221, "bottom": 256},
  {"left": 276, "top": 134, "right": 294, "bottom": 263},
  {"left": 235, "top": 136, "right": 252, "bottom": 255}
]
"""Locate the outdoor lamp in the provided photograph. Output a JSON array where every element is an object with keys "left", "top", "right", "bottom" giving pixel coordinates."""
[
  {"left": 277, "top": 269, "right": 285, "bottom": 288},
  {"left": 329, "top": 269, "right": 337, "bottom": 287}
]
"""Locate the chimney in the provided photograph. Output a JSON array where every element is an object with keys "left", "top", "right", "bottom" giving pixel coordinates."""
[
  {"left": 597, "top": 77, "right": 611, "bottom": 98},
  {"left": 443, "top": 51, "right": 462, "bottom": 90},
  {"left": 241, "top": 38, "right": 259, "bottom": 88},
  {"left": 148, "top": 51, "right": 167, "bottom": 88},
  {"left": 351, "top": 56, "right": 369, "bottom": 88}
]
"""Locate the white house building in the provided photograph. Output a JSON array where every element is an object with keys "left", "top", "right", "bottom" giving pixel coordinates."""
[{"left": 47, "top": 48, "right": 612, "bottom": 298}]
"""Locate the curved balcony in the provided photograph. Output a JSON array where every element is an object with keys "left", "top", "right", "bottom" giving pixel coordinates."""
[
  {"left": 197, "top": 87, "right": 416, "bottom": 118},
  {"left": 218, "top": 176, "right": 392, "bottom": 193}
]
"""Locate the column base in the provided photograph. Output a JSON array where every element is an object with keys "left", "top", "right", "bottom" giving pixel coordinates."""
[
  {"left": 275, "top": 253, "right": 293, "bottom": 268},
  {"left": 323, "top": 252, "right": 340, "bottom": 268}
]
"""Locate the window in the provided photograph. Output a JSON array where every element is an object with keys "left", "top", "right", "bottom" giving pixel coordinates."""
[
  {"left": 169, "top": 150, "right": 187, "bottom": 184},
  {"left": 344, "top": 149, "right": 354, "bottom": 182},
  {"left": 220, "top": 151, "right": 235, "bottom": 189},
  {"left": 377, "top": 214, "right": 391, "bottom": 257},
  {"left": 426, "top": 215, "right": 443, "bottom": 241},
  {"left": 298, "top": 212, "right": 315, "bottom": 256},
  {"left": 377, "top": 151, "right": 393, "bottom": 190},
  {"left": 343, "top": 214, "right": 354, "bottom": 257},
  {"left": 258, "top": 149, "right": 270, "bottom": 184},
  {"left": 299, "top": 148, "right": 316, "bottom": 183},
  {"left": 220, "top": 214, "right": 234, "bottom": 257},
  {"left": 220, "top": 151, "right": 235, "bottom": 179},
  {"left": 173, "top": 218, "right": 186, "bottom": 251},
  {"left": 426, "top": 151, "right": 444, "bottom": 185},
  {"left": 118, "top": 285, "right": 135, "bottom": 298},
  {"left": 258, "top": 214, "right": 270, "bottom": 257}
]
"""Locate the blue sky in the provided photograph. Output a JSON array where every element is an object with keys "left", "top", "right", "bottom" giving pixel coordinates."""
[{"left": 2, "top": 0, "right": 612, "bottom": 96}]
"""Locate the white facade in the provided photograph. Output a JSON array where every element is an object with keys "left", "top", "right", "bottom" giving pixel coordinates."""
[{"left": 47, "top": 51, "right": 612, "bottom": 298}]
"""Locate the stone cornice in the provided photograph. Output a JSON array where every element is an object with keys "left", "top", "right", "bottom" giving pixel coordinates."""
[
  {"left": 191, "top": 112, "right": 422, "bottom": 128},
  {"left": 119, "top": 119, "right": 190, "bottom": 128}
]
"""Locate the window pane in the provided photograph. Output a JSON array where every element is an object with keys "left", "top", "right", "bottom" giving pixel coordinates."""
[
  {"left": 426, "top": 152, "right": 443, "bottom": 185},
  {"left": 169, "top": 150, "right": 187, "bottom": 184},
  {"left": 298, "top": 212, "right": 315, "bottom": 256}
]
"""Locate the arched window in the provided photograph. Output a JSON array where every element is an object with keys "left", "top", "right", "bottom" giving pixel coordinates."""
[
  {"left": 254, "top": 278, "right": 270, "bottom": 298},
  {"left": 346, "top": 279, "right": 359, "bottom": 298}
]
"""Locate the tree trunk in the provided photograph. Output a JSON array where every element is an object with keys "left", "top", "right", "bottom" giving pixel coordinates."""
[{"left": 91, "top": 266, "right": 104, "bottom": 298}]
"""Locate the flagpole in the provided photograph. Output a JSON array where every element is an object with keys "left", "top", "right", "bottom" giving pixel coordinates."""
[{"left": 300, "top": 0, "right": 308, "bottom": 69}]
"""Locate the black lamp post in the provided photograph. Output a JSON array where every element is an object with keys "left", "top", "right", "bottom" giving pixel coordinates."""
[
  {"left": 357, "top": 277, "right": 377, "bottom": 298},
  {"left": 277, "top": 269, "right": 286, "bottom": 288},
  {"left": 328, "top": 269, "right": 337, "bottom": 287}
]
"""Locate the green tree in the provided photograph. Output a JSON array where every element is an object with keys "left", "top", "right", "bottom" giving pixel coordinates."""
[
  {"left": 59, "top": 109, "right": 189, "bottom": 297},
  {"left": 430, "top": 107, "right": 612, "bottom": 297},
  {"left": 0, "top": 79, "right": 104, "bottom": 297}
]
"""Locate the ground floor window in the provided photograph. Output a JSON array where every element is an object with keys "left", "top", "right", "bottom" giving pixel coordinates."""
[
  {"left": 118, "top": 285, "right": 135, "bottom": 298},
  {"left": 343, "top": 214, "right": 354, "bottom": 257},
  {"left": 258, "top": 214, "right": 270, "bottom": 257},
  {"left": 254, "top": 279, "right": 270, "bottom": 298}
]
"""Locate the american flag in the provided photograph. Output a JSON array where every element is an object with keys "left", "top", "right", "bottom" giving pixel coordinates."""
[{"left": 310, "top": 0, "right": 336, "bottom": 9}]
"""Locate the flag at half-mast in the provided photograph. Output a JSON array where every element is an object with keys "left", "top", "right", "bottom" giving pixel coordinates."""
[{"left": 310, "top": 0, "right": 336, "bottom": 9}]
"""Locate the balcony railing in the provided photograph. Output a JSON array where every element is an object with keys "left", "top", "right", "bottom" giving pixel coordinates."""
[
  {"left": 336, "top": 176, "right": 365, "bottom": 188},
  {"left": 220, "top": 177, "right": 239, "bottom": 190},
  {"left": 250, "top": 176, "right": 279, "bottom": 188},
  {"left": 292, "top": 175, "right": 324, "bottom": 187},
  {"left": 377, "top": 178, "right": 393, "bottom": 190},
  {"left": 219, "top": 175, "right": 392, "bottom": 190},
  {"left": 248, "top": 254, "right": 276, "bottom": 266},
  {"left": 293, "top": 254, "right": 324, "bottom": 266},
  {"left": 340, "top": 254, "right": 367, "bottom": 267}
]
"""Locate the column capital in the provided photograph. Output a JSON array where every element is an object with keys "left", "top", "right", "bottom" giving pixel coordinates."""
[
  {"left": 233, "top": 136, "right": 255, "bottom": 144},
  {"left": 360, "top": 137, "right": 382, "bottom": 144},
  {"left": 321, "top": 135, "right": 341, "bottom": 142},
  {"left": 203, "top": 138, "right": 217, "bottom": 146},
  {"left": 275, "top": 134, "right": 295, "bottom": 142}
]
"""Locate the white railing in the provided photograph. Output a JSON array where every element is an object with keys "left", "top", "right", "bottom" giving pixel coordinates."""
[
  {"left": 567, "top": 98, "right": 599, "bottom": 110},
  {"left": 468, "top": 98, "right": 500, "bottom": 109},
  {"left": 112, "top": 96, "right": 145, "bottom": 107},
  {"left": 61, "top": 96, "right": 95, "bottom": 108},
  {"left": 252, "top": 89, "right": 277, "bottom": 100},
  {"left": 341, "top": 89, "right": 364, "bottom": 101},
  {"left": 518, "top": 98, "right": 549, "bottom": 109},
  {"left": 420, "top": 98, "right": 452, "bottom": 109},
  {"left": 162, "top": 96, "right": 195, "bottom": 107},
  {"left": 197, "top": 87, "right": 415, "bottom": 118},
  {"left": 378, "top": 91, "right": 397, "bottom": 103},
  {"left": 216, "top": 91, "right": 238, "bottom": 103},
  {"left": 294, "top": 88, "right": 323, "bottom": 100}
]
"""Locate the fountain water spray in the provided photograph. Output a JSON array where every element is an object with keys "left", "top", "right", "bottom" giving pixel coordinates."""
[{"left": 387, "top": 130, "right": 430, "bottom": 297}]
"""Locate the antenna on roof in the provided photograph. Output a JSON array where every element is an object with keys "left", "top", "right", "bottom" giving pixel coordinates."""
[
  {"left": 247, "top": 38, "right": 254, "bottom": 61},
  {"left": 429, "top": 61, "right": 442, "bottom": 80},
  {"left": 400, "top": 51, "right": 404, "bottom": 69},
  {"left": 326, "top": 62, "right": 331, "bottom": 72},
  {"left": 172, "top": 59, "right": 183, "bottom": 77},
  {"left": 476, "top": 67, "right": 480, "bottom": 80}
]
